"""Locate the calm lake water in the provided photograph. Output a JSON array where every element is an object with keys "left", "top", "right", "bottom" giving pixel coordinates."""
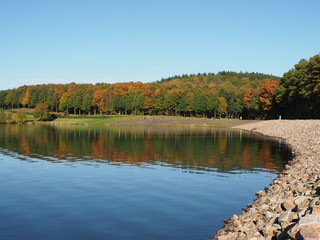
[{"left": 0, "top": 124, "right": 291, "bottom": 240}]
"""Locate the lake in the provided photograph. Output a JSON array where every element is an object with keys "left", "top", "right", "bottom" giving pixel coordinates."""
[{"left": 0, "top": 124, "right": 291, "bottom": 240}]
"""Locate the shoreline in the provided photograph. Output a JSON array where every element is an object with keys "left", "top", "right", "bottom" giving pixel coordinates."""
[
  {"left": 213, "top": 120, "right": 320, "bottom": 239},
  {"left": 37, "top": 115, "right": 259, "bottom": 128},
  {"left": 108, "top": 116, "right": 259, "bottom": 128}
]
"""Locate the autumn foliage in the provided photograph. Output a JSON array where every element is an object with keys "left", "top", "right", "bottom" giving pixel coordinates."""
[{"left": 0, "top": 71, "right": 287, "bottom": 119}]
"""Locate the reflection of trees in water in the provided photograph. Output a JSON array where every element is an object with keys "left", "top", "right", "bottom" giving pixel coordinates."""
[{"left": 0, "top": 125, "right": 291, "bottom": 173}]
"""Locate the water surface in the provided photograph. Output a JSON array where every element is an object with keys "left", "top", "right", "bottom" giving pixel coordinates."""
[{"left": 0, "top": 125, "right": 291, "bottom": 240}]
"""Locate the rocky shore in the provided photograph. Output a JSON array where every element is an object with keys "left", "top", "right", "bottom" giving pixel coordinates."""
[{"left": 213, "top": 120, "right": 320, "bottom": 240}]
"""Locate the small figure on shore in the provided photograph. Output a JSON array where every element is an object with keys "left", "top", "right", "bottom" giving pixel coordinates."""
[{"left": 279, "top": 115, "right": 282, "bottom": 120}]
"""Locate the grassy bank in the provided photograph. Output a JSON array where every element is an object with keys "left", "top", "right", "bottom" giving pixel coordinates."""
[
  {"left": 1, "top": 109, "right": 35, "bottom": 123},
  {"left": 107, "top": 116, "right": 259, "bottom": 128},
  {"left": 41, "top": 115, "right": 258, "bottom": 127},
  {"left": 46, "top": 115, "right": 133, "bottom": 125},
  {"left": 1, "top": 109, "right": 259, "bottom": 127}
]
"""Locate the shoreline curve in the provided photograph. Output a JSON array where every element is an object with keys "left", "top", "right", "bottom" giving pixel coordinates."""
[{"left": 213, "top": 120, "right": 320, "bottom": 239}]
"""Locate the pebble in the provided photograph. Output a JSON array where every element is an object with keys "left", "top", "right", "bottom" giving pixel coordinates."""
[{"left": 212, "top": 120, "right": 320, "bottom": 239}]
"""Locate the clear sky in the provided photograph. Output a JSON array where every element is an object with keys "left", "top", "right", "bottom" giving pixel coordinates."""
[{"left": 0, "top": 0, "right": 319, "bottom": 90}]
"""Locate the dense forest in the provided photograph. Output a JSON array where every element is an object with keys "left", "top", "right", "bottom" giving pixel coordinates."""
[
  {"left": 0, "top": 54, "right": 319, "bottom": 119},
  {"left": 275, "top": 54, "right": 320, "bottom": 118}
]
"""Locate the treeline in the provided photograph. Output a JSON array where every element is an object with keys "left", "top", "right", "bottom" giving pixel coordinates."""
[
  {"left": 0, "top": 54, "right": 319, "bottom": 119},
  {"left": 0, "top": 71, "right": 279, "bottom": 119},
  {"left": 275, "top": 54, "right": 320, "bottom": 118}
]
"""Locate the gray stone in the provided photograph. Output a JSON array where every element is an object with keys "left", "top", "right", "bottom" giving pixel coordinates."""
[
  {"left": 256, "top": 190, "right": 265, "bottom": 197},
  {"left": 264, "top": 211, "right": 274, "bottom": 220},
  {"left": 295, "top": 196, "right": 308, "bottom": 206},
  {"left": 309, "top": 198, "right": 319, "bottom": 208},
  {"left": 278, "top": 210, "right": 292, "bottom": 225},
  {"left": 297, "top": 227, "right": 320, "bottom": 240},
  {"left": 298, "top": 214, "right": 320, "bottom": 227},
  {"left": 261, "top": 225, "right": 276, "bottom": 237}
]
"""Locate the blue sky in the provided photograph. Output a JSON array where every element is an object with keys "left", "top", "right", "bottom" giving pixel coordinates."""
[{"left": 0, "top": 0, "right": 319, "bottom": 90}]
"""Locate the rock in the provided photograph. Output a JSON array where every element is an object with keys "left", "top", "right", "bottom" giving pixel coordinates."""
[
  {"left": 256, "top": 190, "right": 265, "bottom": 197},
  {"left": 232, "top": 220, "right": 242, "bottom": 231},
  {"left": 290, "top": 211, "right": 299, "bottom": 221},
  {"left": 240, "top": 213, "right": 253, "bottom": 223},
  {"left": 237, "top": 232, "right": 246, "bottom": 239},
  {"left": 273, "top": 223, "right": 281, "bottom": 230},
  {"left": 259, "top": 204, "right": 269, "bottom": 212},
  {"left": 261, "top": 225, "right": 276, "bottom": 237},
  {"left": 298, "top": 214, "right": 320, "bottom": 227},
  {"left": 282, "top": 199, "right": 296, "bottom": 210},
  {"left": 309, "top": 198, "right": 319, "bottom": 208},
  {"left": 298, "top": 208, "right": 307, "bottom": 218},
  {"left": 288, "top": 214, "right": 320, "bottom": 238},
  {"left": 305, "top": 190, "right": 312, "bottom": 195},
  {"left": 278, "top": 210, "right": 292, "bottom": 225},
  {"left": 294, "top": 196, "right": 308, "bottom": 206},
  {"left": 215, "top": 232, "right": 238, "bottom": 240},
  {"left": 311, "top": 206, "right": 320, "bottom": 214},
  {"left": 212, "top": 121, "right": 320, "bottom": 240},
  {"left": 295, "top": 182, "right": 305, "bottom": 194},
  {"left": 297, "top": 227, "right": 320, "bottom": 240},
  {"left": 264, "top": 211, "right": 274, "bottom": 220},
  {"left": 255, "top": 218, "right": 266, "bottom": 231}
]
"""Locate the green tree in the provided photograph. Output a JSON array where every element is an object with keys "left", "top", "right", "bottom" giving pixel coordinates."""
[
  {"left": 69, "top": 93, "right": 82, "bottom": 114},
  {"left": 59, "top": 93, "right": 71, "bottom": 113},
  {"left": 33, "top": 103, "right": 50, "bottom": 121},
  {"left": 81, "top": 90, "right": 93, "bottom": 114},
  {"left": 276, "top": 54, "right": 320, "bottom": 118},
  {"left": 0, "top": 91, "right": 8, "bottom": 109},
  {"left": 14, "top": 110, "right": 27, "bottom": 124},
  {"left": 38, "top": 87, "right": 48, "bottom": 103},
  {"left": 204, "top": 93, "right": 219, "bottom": 118},
  {"left": 5, "top": 112, "right": 13, "bottom": 123},
  {"left": 132, "top": 93, "right": 145, "bottom": 115},
  {"left": 28, "top": 88, "right": 39, "bottom": 108},
  {"left": 45, "top": 89, "right": 59, "bottom": 112},
  {"left": 163, "top": 90, "right": 182, "bottom": 115},
  {"left": 152, "top": 93, "right": 165, "bottom": 115},
  {"left": 193, "top": 93, "right": 206, "bottom": 117},
  {"left": 5, "top": 89, "right": 21, "bottom": 109},
  {"left": 176, "top": 95, "right": 188, "bottom": 116},
  {"left": 0, "top": 110, "right": 5, "bottom": 123},
  {"left": 104, "top": 89, "right": 114, "bottom": 114},
  {"left": 113, "top": 94, "right": 125, "bottom": 114}
]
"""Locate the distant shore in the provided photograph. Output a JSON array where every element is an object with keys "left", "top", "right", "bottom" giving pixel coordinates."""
[
  {"left": 43, "top": 115, "right": 259, "bottom": 128},
  {"left": 107, "top": 116, "right": 259, "bottom": 128},
  {"left": 214, "top": 120, "right": 320, "bottom": 239}
]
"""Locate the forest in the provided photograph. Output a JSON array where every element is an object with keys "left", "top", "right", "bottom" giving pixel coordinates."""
[{"left": 0, "top": 53, "right": 319, "bottom": 119}]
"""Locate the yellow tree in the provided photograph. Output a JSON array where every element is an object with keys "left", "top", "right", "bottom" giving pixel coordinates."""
[
  {"left": 20, "top": 89, "right": 30, "bottom": 108},
  {"left": 218, "top": 97, "right": 227, "bottom": 117}
]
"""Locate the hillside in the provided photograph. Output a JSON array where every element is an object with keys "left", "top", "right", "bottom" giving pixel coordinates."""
[
  {"left": 1, "top": 52, "right": 320, "bottom": 120},
  {"left": 0, "top": 71, "right": 280, "bottom": 119}
]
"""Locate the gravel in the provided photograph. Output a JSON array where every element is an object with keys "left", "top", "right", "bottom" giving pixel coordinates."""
[{"left": 213, "top": 120, "right": 320, "bottom": 240}]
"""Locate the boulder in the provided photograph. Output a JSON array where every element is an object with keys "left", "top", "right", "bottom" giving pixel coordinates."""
[{"left": 282, "top": 199, "right": 296, "bottom": 211}]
